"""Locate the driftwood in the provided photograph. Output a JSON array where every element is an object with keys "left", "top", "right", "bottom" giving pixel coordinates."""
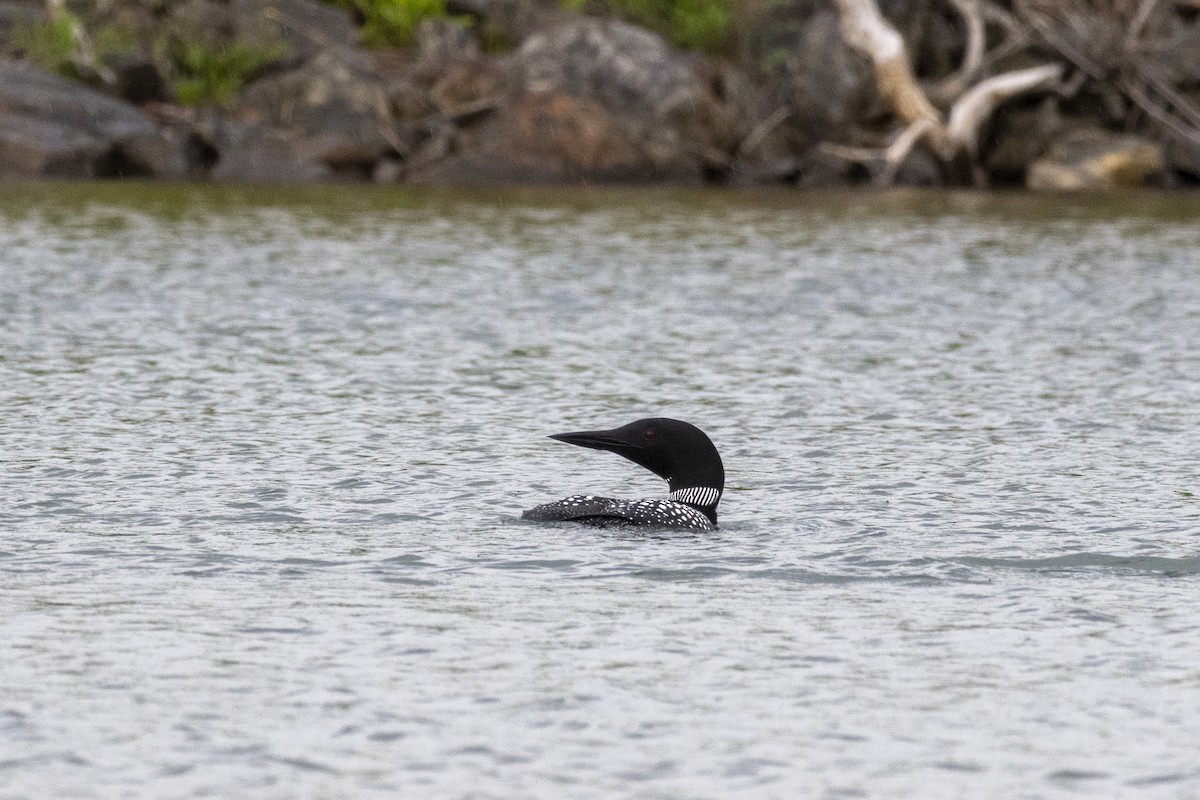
[
  {"left": 1015, "top": 0, "right": 1200, "bottom": 149},
  {"left": 830, "top": 0, "right": 1200, "bottom": 185},
  {"left": 930, "top": 0, "right": 986, "bottom": 104},
  {"left": 833, "top": 0, "right": 1064, "bottom": 185}
]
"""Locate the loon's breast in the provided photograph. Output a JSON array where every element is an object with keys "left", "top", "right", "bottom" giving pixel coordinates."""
[{"left": 522, "top": 493, "right": 718, "bottom": 531}]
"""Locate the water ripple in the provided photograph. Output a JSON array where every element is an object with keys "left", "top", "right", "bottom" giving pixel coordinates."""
[{"left": 2, "top": 187, "right": 1200, "bottom": 799}]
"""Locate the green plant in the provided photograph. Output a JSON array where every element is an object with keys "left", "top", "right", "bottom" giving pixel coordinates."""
[
  {"left": 170, "top": 39, "right": 285, "bottom": 107},
  {"left": 582, "top": 0, "right": 736, "bottom": 54},
  {"left": 666, "top": 0, "right": 732, "bottom": 53},
  {"left": 92, "top": 21, "right": 139, "bottom": 62},
  {"left": 351, "top": 0, "right": 466, "bottom": 47},
  {"left": 15, "top": 11, "right": 146, "bottom": 80},
  {"left": 12, "top": 12, "right": 81, "bottom": 75}
]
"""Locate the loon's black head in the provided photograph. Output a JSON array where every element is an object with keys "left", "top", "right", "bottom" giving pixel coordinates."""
[{"left": 549, "top": 417, "right": 724, "bottom": 495}]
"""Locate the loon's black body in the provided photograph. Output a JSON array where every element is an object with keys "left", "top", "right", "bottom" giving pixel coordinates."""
[{"left": 522, "top": 418, "right": 724, "bottom": 531}]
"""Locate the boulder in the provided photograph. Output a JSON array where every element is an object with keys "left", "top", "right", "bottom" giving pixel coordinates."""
[
  {"left": 983, "top": 100, "right": 1067, "bottom": 185},
  {"left": 736, "top": 5, "right": 873, "bottom": 159},
  {"left": 230, "top": 0, "right": 359, "bottom": 65},
  {"left": 772, "top": 9, "right": 874, "bottom": 150},
  {"left": 0, "top": 113, "right": 107, "bottom": 179},
  {"left": 515, "top": 19, "right": 701, "bottom": 129},
  {"left": 239, "top": 48, "right": 394, "bottom": 174},
  {"left": 893, "top": 145, "right": 944, "bottom": 187},
  {"left": 1027, "top": 128, "right": 1167, "bottom": 190},
  {"left": 409, "top": 18, "right": 737, "bottom": 183},
  {"left": 1160, "top": 90, "right": 1200, "bottom": 182},
  {"left": 112, "top": 128, "right": 193, "bottom": 179},
  {"left": 1166, "top": 136, "right": 1200, "bottom": 183},
  {"left": 0, "top": 60, "right": 157, "bottom": 141},
  {"left": 0, "top": 60, "right": 170, "bottom": 178},
  {"left": 196, "top": 114, "right": 331, "bottom": 182}
]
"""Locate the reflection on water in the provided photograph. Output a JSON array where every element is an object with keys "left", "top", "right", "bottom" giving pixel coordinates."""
[{"left": 2, "top": 185, "right": 1199, "bottom": 798}]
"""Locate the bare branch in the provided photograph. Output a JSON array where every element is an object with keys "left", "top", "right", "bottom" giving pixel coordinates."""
[
  {"left": 1118, "top": 76, "right": 1200, "bottom": 148},
  {"left": 1056, "top": 68, "right": 1088, "bottom": 99},
  {"left": 817, "top": 142, "right": 881, "bottom": 163},
  {"left": 979, "top": 0, "right": 1027, "bottom": 42},
  {"left": 879, "top": 117, "right": 937, "bottom": 184},
  {"left": 1134, "top": 64, "right": 1200, "bottom": 130},
  {"left": 834, "top": 0, "right": 940, "bottom": 125},
  {"left": 1015, "top": 1, "right": 1106, "bottom": 79},
  {"left": 946, "top": 63, "right": 1065, "bottom": 155},
  {"left": 932, "top": 0, "right": 987, "bottom": 104},
  {"left": 830, "top": 0, "right": 1067, "bottom": 180},
  {"left": 1127, "top": 0, "right": 1160, "bottom": 44},
  {"left": 737, "top": 107, "right": 792, "bottom": 159},
  {"left": 954, "top": 0, "right": 986, "bottom": 72}
]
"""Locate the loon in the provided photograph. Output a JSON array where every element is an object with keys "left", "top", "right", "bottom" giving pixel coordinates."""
[{"left": 522, "top": 418, "right": 724, "bottom": 531}]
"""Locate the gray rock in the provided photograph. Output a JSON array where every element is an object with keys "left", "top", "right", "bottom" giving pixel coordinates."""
[
  {"left": 0, "top": 60, "right": 158, "bottom": 142},
  {"left": 514, "top": 18, "right": 698, "bottom": 121},
  {"left": 0, "top": 112, "right": 106, "bottom": 179},
  {"left": 199, "top": 115, "right": 331, "bottom": 182},
  {"left": 0, "top": 60, "right": 184, "bottom": 178},
  {"left": 239, "top": 48, "right": 393, "bottom": 170},
  {"left": 230, "top": 0, "right": 359, "bottom": 64},
  {"left": 737, "top": 4, "right": 873, "bottom": 156},
  {"left": 411, "top": 18, "right": 735, "bottom": 183},
  {"left": 115, "top": 129, "right": 192, "bottom": 179},
  {"left": 163, "top": 0, "right": 305, "bottom": 76},
  {"left": 983, "top": 100, "right": 1067, "bottom": 184},
  {"left": 416, "top": 18, "right": 480, "bottom": 66},
  {"left": 165, "top": 0, "right": 238, "bottom": 47},
  {"left": 774, "top": 10, "right": 874, "bottom": 148},
  {"left": 1166, "top": 135, "right": 1200, "bottom": 182},
  {"left": 892, "top": 145, "right": 944, "bottom": 187}
]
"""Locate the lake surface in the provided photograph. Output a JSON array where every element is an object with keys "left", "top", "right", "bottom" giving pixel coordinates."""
[{"left": 2, "top": 185, "right": 1199, "bottom": 799}]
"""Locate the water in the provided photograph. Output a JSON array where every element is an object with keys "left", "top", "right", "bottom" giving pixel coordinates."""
[{"left": 2, "top": 185, "right": 1199, "bottom": 799}]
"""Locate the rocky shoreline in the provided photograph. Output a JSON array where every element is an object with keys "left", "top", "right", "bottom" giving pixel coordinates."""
[{"left": 1, "top": 0, "right": 1198, "bottom": 189}]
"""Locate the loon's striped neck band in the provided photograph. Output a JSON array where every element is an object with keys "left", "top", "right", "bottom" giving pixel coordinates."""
[{"left": 669, "top": 487, "right": 721, "bottom": 508}]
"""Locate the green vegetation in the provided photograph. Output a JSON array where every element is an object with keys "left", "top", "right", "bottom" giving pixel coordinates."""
[
  {"left": 344, "top": 0, "right": 468, "bottom": 47},
  {"left": 13, "top": 3, "right": 288, "bottom": 107},
  {"left": 572, "top": 0, "right": 736, "bottom": 54},
  {"left": 668, "top": 0, "right": 734, "bottom": 53},
  {"left": 12, "top": 12, "right": 80, "bottom": 75},
  {"left": 92, "top": 20, "right": 139, "bottom": 59},
  {"left": 332, "top": 0, "right": 734, "bottom": 53},
  {"left": 167, "top": 39, "right": 286, "bottom": 107},
  {"left": 14, "top": 10, "right": 143, "bottom": 80}
]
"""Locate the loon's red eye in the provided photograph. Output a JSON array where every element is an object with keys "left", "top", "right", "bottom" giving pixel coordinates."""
[{"left": 644, "top": 428, "right": 656, "bottom": 442}]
